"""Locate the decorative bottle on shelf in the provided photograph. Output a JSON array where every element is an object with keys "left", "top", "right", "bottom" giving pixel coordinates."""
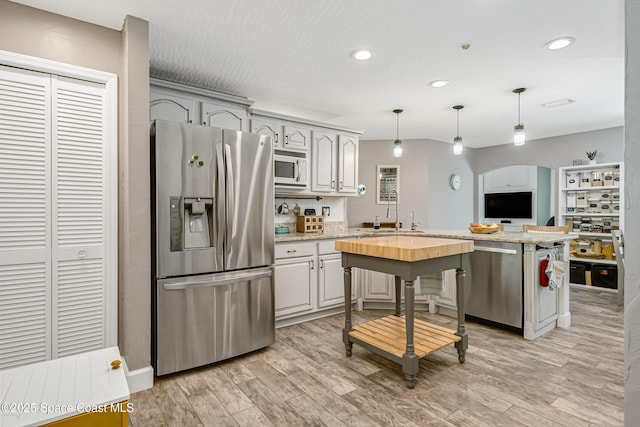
[{"left": 374, "top": 216, "right": 380, "bottom": 230}]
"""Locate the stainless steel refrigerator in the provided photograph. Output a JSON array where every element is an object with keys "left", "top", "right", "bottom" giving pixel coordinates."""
[{"left": 151, "top": 119, "right": 274, "bottom": 376}]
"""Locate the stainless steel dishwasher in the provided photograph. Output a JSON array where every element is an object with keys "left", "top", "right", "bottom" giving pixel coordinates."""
[{"left": 466, "top": 241, "right": 523, "bottom": 329}]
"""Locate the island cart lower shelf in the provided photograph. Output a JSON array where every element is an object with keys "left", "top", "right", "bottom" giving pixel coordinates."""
[{"left": 349, "top": 315, "right": 461, "bottom": 361}]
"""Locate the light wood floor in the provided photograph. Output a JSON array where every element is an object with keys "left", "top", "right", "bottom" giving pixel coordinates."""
[{"left": 130, "top": 287, "right": 624, "bottom": 426}]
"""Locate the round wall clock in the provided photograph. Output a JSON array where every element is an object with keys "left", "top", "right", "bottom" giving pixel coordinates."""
[{"left": 449, "top": 173, "right": 462, "bottom": 190}]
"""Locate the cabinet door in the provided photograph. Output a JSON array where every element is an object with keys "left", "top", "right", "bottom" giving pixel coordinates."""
[
  {"left": 434, "top": 269, "right": 457, "bottom": 311},
  {"left": 201, "top": 101, "right": 247, "bottom": 131},
  {"left": 362, "top": 270, "right": 394, "bottom": 301},
  {"left": 251, "top": 119, "right": 282, "bottom": 148},
  {"left": 338, "top": 134, "right": 359, "bottom": 193},
  {"left": 318, "top": 254, "right": 344, "bottom": 307},
  {"left": 508, "top": 165, "right": 535, "bottom": 190},
  {"left": 150, "top": 91, "right": 194, "bottom": 124},
  {"left": 274, "top": 257, "right": 314, "bottom": 318},
  {"left": 484, "top": 165, "right": 535, "bottom": 192},
  {"left": 283, "top": 124, "right": 310, "bottom": 151},
  {"left": 311, "top": 131, "right": 337, "bottom": 192}
]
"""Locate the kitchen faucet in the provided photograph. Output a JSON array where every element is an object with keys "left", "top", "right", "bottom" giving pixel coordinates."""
[
  {"left": 386, "top": 189, "right": 400, "bottom": 231},
  {"left": 411, "top": 210, "right": 420, "bottom": 231}
]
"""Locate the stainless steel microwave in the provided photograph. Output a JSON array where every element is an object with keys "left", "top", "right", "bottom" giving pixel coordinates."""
[{"left": 274, "top": 152, "right": 308, "bottom": 187}]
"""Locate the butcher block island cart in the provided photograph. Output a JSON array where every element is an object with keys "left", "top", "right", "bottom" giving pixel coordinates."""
[{"left": 335, "top": 235, "right": 474, "bottom": 388}]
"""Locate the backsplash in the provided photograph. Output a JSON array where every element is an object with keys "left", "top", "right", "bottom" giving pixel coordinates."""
[{"left": 274, "top": 196, "right": 346, "bottom": 224}]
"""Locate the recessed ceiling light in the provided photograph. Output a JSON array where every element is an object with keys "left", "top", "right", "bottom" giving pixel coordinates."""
[
  {"left": 429, "top": 80, "right": 450, "bottom": 88},
  {"left": 544, "top": 37, "right": 575, "bottom": 50},
  {"left": 351, "top": 50, "right": 372, "bottom": 60},
  {"left": 541, "top": 98, "right": 576, "bottom": 108}
]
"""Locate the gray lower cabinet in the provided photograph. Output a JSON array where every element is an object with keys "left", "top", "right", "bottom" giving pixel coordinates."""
[
  {"left": 360, "top": 271, "right": 434, "bottom": 306},
  {"left": 274, "top": 242, "right": 316, "bottom": 319},
  {"left": 275, "top": 240, "right": 356, "bottom": 325}
]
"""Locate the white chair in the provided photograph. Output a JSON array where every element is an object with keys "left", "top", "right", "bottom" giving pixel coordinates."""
[{"left": 611, "top": 230, "right": 624, "bottom": 305}]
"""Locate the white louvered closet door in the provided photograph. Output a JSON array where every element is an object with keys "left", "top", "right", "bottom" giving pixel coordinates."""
[
  {"left": 0, "top": 65, "right": 113, "bottom": 369},
  {"left": 0, "top": 65, "right": 52, "bottom": 368},
  {"left": 51, "top": 76, "right": 108, "bottom": 358}
]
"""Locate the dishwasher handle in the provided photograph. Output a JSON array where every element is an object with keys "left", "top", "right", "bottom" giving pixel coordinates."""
[
  {"left": 474, "top": 245, "right": 518, "bottom": 255},
  {"left": 163, "top": 268, "right": 272, "bottom": 291}
]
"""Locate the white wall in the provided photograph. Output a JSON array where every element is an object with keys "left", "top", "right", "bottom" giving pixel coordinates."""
[
  {"left": 625, "top": 0, "right": 639, "bottom": 423},
  {"left": 347, "top": 139, "right": 474, "bottom": 229}
]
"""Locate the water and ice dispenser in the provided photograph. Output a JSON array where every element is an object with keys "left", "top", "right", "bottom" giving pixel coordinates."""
[{"left": 169, "top": 196, "right": 214, "bottom": 251}]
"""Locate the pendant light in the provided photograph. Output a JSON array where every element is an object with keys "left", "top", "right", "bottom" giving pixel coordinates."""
[
  {"left": 452, "top": 105, "right": 464, "bottom": 155},
  {"left": 392, "top": 109, "right": 403, "bottom": 157},
  {"left": 513, "top": 88, "right": 526, "bottom": 146}
]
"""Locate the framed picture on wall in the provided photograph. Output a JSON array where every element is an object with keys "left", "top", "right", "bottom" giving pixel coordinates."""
[{"left": 377, "top": 165, "right": 400, "bottom": 205}]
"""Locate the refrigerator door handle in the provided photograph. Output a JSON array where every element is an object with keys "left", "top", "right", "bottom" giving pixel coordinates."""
[
  {"left": 216, "top": 143, "right": 225, "bottom": 255},
  {"left": 163, "top": 268, "right": 273, "bottom": 291},
  {"left": 224, "top": 143, "right": 234, "bottom": 245}
]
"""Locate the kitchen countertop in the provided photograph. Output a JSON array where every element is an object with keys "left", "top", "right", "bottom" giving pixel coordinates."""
[{"left": 275, "top": 228, "right": 572, "bottom": 244}]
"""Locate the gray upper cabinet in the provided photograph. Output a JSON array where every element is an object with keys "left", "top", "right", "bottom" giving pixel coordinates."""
[
  {"left": 338, "top": 134, "right": 359, "bottom": 194},
  {"left": 311, "top": 131, "right": 338, "bottom": 192},
  {"left": 201, "top": 101, "right": 248, "bottom": 132},
  {"left": 150, "top": 91, "right": 195, "bottom": 124},
  {"left": 250, "top": 117, "right": 310, "bottom": 153},
  {"left": 251, "top": 118, "right": 282, "bottom": 149},
  {"left": 283, "top": 124, "right": 310, "bottom": 151},
  {"left": 150, "top": 79, "right": 252, "bottom": 132},
  {"left": 311, "top": 131, "right": 359, "bottom": 194}
]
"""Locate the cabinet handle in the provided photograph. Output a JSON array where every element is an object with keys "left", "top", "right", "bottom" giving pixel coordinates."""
[
  {"left": 287, "top": 249, "right": 297, "bottom": 253},
  {"left": 275, "top": 133, "right": 279, "bottom": 144},
  {"left": 285, "top": 135, "right": 289, "bottom": 145},
  {"left": 320, "top": 260, "right": 324, "bottom": 269},
  {"left": 310, "top": 260, "right": 314, "bottom": 270},
  {"left": 331, "top": 180, "right": 335, "bottom": 189},
  {"left": 339, "top": 181, "right": 343, "bottom": 190}
]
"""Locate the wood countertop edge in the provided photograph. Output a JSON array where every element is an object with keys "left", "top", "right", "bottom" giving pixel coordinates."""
[{"left": 335, "top": 235, "right": 474, "bottom": 262}]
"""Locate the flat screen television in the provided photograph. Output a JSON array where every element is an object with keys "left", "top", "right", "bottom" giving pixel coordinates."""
[{"left": 484, "top": 191, "right": 533, "bottom": 219}]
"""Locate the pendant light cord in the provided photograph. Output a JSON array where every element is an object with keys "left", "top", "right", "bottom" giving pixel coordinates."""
[
  {"left": 456, "top": 109, "right": 460, "bottom": 136},
  {"left": 517, "top": 92, "right": 521, "bottom": 124},
  {"left": 396, "top": 112, "right": 400, "bottom": 139}
]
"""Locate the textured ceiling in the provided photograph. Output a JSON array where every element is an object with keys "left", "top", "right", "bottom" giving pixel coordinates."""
[{"left": 10, "top": 0, "right": 624, "bottom": 147}]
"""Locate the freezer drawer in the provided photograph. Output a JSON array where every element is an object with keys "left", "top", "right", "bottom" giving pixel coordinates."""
[{"left": 155, "top": 267, "right": 274, "bottom": 376}]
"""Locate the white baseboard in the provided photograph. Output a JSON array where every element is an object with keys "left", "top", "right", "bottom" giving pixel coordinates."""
[
  {"left": 557, "top": 312, "right": 571, "bottom": 328},
  {"left": 121, "top": 359, "right": 154, "bottom": 393}
]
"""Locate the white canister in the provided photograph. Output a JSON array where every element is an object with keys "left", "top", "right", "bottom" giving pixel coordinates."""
[
  {"left": 603, "top": 169, "right": 615, "bottom": 186},
  {"left": 566, "top": 172, "right": 580, "bottom": 188},
  {"left": 580, "top": 172, "right": 591, "bottom": 187},
  {"left": 587, "top": 199, "right": 600, "bottom": 213},
  {"left": 576, "top": 191, "right": 588, "bottom": 207},
  {"left": 591, "top": 171, "right": 604, "bottom": 187},
  {"left": 566, "top": 191, "right": 577, "bottom": 208}
]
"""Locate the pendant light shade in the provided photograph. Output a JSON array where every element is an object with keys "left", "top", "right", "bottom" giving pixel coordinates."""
[
  {"left": 452, "top": 105, "right": 464, "bottom": 155},
  {"left": 392, "top": 109, "right": 403, "bottom": 157},
  {"left": 513, "top": 88, "right": 526, "bottom": 146}
]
